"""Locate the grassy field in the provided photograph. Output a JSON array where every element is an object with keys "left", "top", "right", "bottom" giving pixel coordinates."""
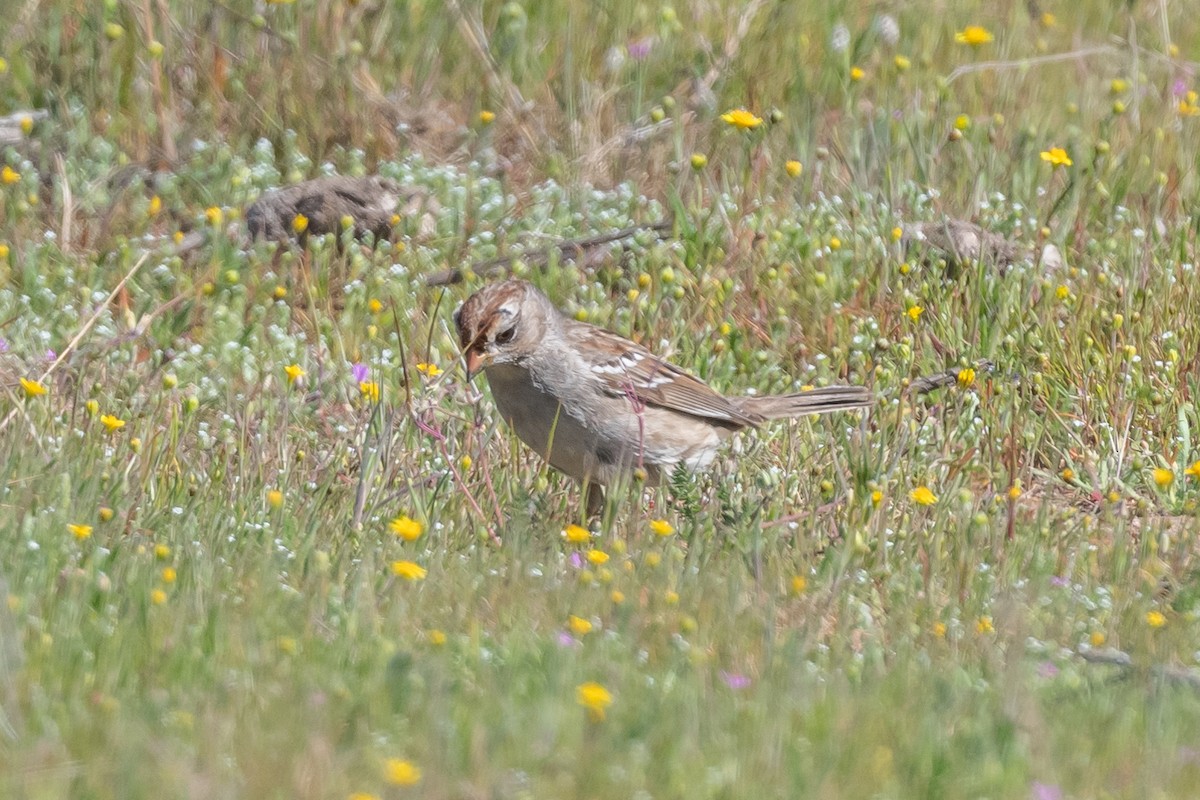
[{"left": 4, "top": 1, "right": 1200, "bottom": 797}]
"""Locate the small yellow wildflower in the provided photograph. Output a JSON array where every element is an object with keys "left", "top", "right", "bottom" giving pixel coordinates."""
[
  {"left": 568, "top": 615, "right": 593, "bottom": 636},
  {"left": 148, "top": 195, "right": 162, "bottom": 216},
  {"left": 1040, "top": 147, "right": 1072, "bottom": 167},
  {"left": 99, "top": 507, "right": 115, "bottom": 522},
  {"left": 1060, "top": 468, "right": 1075, "bottom": 482},
  {"left": 367, "top": 298, "right": 383, "bottom": 314},
  {"left": 383, "top": 758, "right": 421, "bottom": 786},
  {"left": 0, "top": 243, "right": 8, "bottom": 260},
  {"left": 427, "top": 629, "right": 447, "bottom": 645},
  {"left": 1152, "top": 468, "right": 1174, "bottom": 488},
  {"left": 576, "top": 681, "right": 613, "bottom": 721},
  {"left": 100, "top": 414, "right": 126, "bottom": 433},
  {"left": 891, "top": 226, "right": 903, "bottom": 241},
  {"left": 389, "top": 515, "right": 424, "bottom": 541},
  {"left": 284, "top": 363, "right": 305, "bottom": 384},
  {"left": 1055, "top": 284, "right": 1070, "bottom": 301},
  {"left": 1, "top": 166, "right": 19, "bottom": 184},
  {"left": 1007, "top": 484, "right": 1022, "bottom": 500},
  {"left": 67, "top": 523, "right": 93, "bottom": 541},
  {"left": 586, "top": 549, "right": 609, "bottom": 565},
  {"left": 976, "top": 616, "right": 994, "bottom": 634},
  {"left": 690, "top": 153, "right": 708, "bottom": 170},
  {"left": 273, "top": 285, "right": 287, "bottom": 299},
  {"left": 907, "top": 305, "right": 924, "bottom": 322},
  {"left": 1179, "top": 91, "right": 1200, "bottom": 116},
  {"left": 19, "top": 378, "right": 47, "bottom": 398},
  {"left": 610, "top": 589, "right": 625, "bottom": 604},
  {"left": 1040, "top": 12, "right": 1056, "bottom": 27},
  {"left": 151, "top": 589, "right": 167, "bottom": 605},
  {"left": 154, "top": 543, "right": 171, "bottom": 559},
  {"left": 292, "top": 214, "right": 308, "bottom": 234},
  {"left": 359, "top": 381, "right": 380, "bottom": 402},
  {"left": 415, "top": 362, "right": 443, "bottom": 378},
  {"left": 267, "top": 489, "right": 284, "bottom": 509},
  {"left": 933, "top": 621, "right": 948, "bottom": 638},
  {"left": 459, "top": 454, "right": 472, "bottom": 470},
  {"left": 390, "top": 561, "right": 427, "bottom": 581},
  {"left": 829, "top": 237, "right": 841, "bottom": 250},
  {"left": 954, "top": 114, "right": 970, "bottom": 131},
  {"left": 720, "top": 108, "right": 763, "bottom": 129},
  {"left": 479, "top": 110, "right": 496, "bottom": 125},
  {"left": 1146, "top": 610, "right": 1166, "bottom": 628},
  {"left": 791, "top": 575, "right": 807, "bottom": 595},
  {"left": 1185, "top": 460, "right": 1200, "bottom": 479},
  {"left": 649, "top": 519, "right": 674, "bottom": 537},
  {"left": 871, "top": 490, "right": 883, "bottom": 506},
  {"left": 784, "top": 160, "right": 803, "bottom": 178},
  {"left": 161, "top": 567, "right": 177, "bottom": 583},
  {"left": 562, "top": 524, "right": 591, "bottom": 544},
  {"left": 911, "top": 486, "right": 938, "bottom": 506},
  {"left": 894, "top": 54, "right": 911, "bottom": 71},
  {"left": 849, "top": 66, "right": 865, "bottom": 82},
  {"left": 955, "top": 25, "right": 994, "bottom": 46},
  {"left": 1089, "top": 631, "right": 1106, "bottom": 647},
  {"left": 85, "top": 399, "right": 99, "bottom": 415},
  {"left": 204, "top": 206, "right": 223, "bottom": 226},
  {"left": 348, "top": 794, "right": 380, "bottom": 800},
  {"left": 957, "top": 368, "right": 975, "bottom": 388}
]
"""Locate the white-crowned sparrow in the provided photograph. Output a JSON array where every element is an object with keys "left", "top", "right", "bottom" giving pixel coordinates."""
[{"left": 454, "top": 279, "right": 871, "bottom": 497}]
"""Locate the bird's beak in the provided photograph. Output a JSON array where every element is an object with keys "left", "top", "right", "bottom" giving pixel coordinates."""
[{"left": 465, "top": 349, "right": 488, "bottom": 381}]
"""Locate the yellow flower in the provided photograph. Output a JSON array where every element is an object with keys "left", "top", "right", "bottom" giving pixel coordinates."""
[
  {"left": 906, "top": 305, "right": 924, "bottom": 322},
  {"left": 1055, "top": 284, "right": 1070, "bottom": 301},
  {"left": 348, "top": 794, "right": 380, "bottom": 800},
  {"left": 204, "top": 206, "right": 223, "bottom": 226},
  {"left": 1089, "top": 631, "right": 1106, "bottom": 647},
  {"left": 415, "top": 362, "right": 442, "bottom": 378},
  {"left": 85, "top": 399, "right": 99, "bottom": 415},
  {"left": 161, "top": 567, "right": 177, "bottom": 583},
  {"left": 576, "top": 681, "right": 613, "bottom": 721},
  {"left": 1, "top": 165, "right": 19, "bottom": 184},
  {"left": 849, "top": 66, "right": 865, "bottom": 82},
  {"left": 891, "top": 226, "right": 903, "bottom": 241},
  {"left": 67, "top": 523, "right": 93, "bottom": 541},
  {"left": 479, "top": 110, "right": 496, "bottom": 125},
  {"left": 649, "top": 519, "right": 674, "bottom": 537},
  {"left": 610, "top": 589, "right": 625, "bottom": 604},
  {"left": 1185, "top": 460, "right": 1200, "bottom": 479},
  {"left": 1007, "top": 484, "right": 1022, "bottom": 500},
  {"left": 1040, "top": 12, "right": 1056, "bottom": 27},
  {"left": 1146, "top": 610, "right": 1166, "bottom": 628},
  {"left": 151, "top": 589, "right": 167, "bottom": 605},
  {"left": 956, "top": 368, "right": 975, "bottom": 388},
  {"left": 359, "top": 381, "right": 380, "bottom": 402},
  {"left": 1040, "top": 147, "right": 1073, "bottom": 167},
  {"left": 955, "top": 25, "right": 994, "bottom": 46},
  {"left": 586, "top": 549, "right": 609, "bottom": 565},
  {"left": 148, "top": 195, "right": 162, "bottom": 216},
  {"left": 19, "top": 378, "right": 47, "bottom": 398},
  {"left": 383, "top": 758, "right": 421, "bottom": 786},
  {"left": 389, "top": 515, "right": 424, "bottom": 541},
  {"left": 99, "top": 507, "right": 115, "bottom": 522},
  {"left": 273, "top": 285, "right": 287, "bottom": 299},
  {"left": 367, "top": 298, "right": 383, "bottom": 314},
  {"left": 894, "top": 54, "right": 911, "bottom": 71},
  {"left": 720, "top": 108, "right": 763, "bottom": 130},
  {"left": 568, "top": 615, "right": 593, "bottom": 636},
  {"left": 100, "top": 414, "right": 126, "bottom": 433},
  {"left": 911, "top": 486, "right": 938, "bottom": 506},
  {"left": 829, "top": 237, "right": 841, "bottom": 250},
  {"left": 284, "top": 363, "right": 305, "bottom": 384},
  {"left": 791, "top": 575, "right": 807, "bottom": 595},
  {"left": 267, "top": 489, "right": 284, "bottom": 509},
  {"left": 1179, "top": 92, "right": 1200, "bottom": 117},
  {"left": 870, "top": 489, "right": 883, "bottom": 506},
  {"left": 976, "top": 616, "right": 994, "bottom": 634},
  {"left": 690, "top": 153, "right": 708, "bottom": 170},
  {"left": 784, "top": 160, "right": 803, "bottom": 178},
  {"left": 292, "top": 214, "right": 308, "bottom": 234},
  {"left": 154, "top": 543, "right": 171, "bottom": 559},
  {"left": 1152, "top": 468, "right": 1174, "bottom": 488},
  {"left": 427, "top": 629, "right": 447, "bottom": 645},
  {"left": 562, "top": 524, "right": 591, "bottom": 544},
  {"left": 954, "top": 114, "right": 970, "bottom": 131},
  {"left": 1060, "top": 468, "right": 1075, "bottom": 482},
  {"left": 932, "top": 621, "right": 947, "bottom": 638},
  {"left": 390, "top": 560, "right": 427, "bottom": 581},
  {"left": 1110, "top": 78, "right": 1128, "bottom": 95},
  {"left": 0, "top": 242, "right": 8, "bottom": 260}
]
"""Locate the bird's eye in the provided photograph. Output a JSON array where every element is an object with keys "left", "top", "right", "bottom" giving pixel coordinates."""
[{"left": 495, "top": 326, "right": 516, "bottom": 345}]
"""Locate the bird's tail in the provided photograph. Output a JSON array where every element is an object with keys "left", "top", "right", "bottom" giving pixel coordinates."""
[{"left": 736, "top": 385, "right": 872, "bottom": 421}]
